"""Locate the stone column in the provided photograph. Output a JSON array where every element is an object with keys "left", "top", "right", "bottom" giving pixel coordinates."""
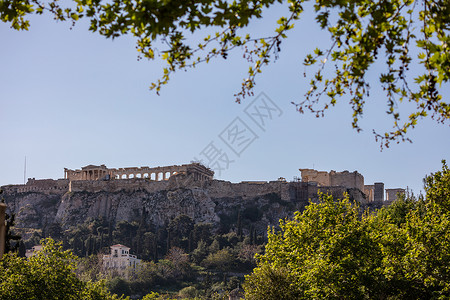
[{"left": 0, "top": 203, "right": 6, "bottom": 259}]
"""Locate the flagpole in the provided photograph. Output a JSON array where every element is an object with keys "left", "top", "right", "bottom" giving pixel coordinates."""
[{"left": 24, "top": 156, "right": 27, "bottom": 185}]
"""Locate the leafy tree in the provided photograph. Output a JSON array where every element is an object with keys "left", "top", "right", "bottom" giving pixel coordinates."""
[
  {"left": 142, "top": 231, "right": 158, "bottom": 261},
  {"left": 141, "top": 292, "right": 162, "bottom": 300},
  {"left": 424, "top": 159, "right": 450, "bottom": 211},
  {"left": 178, "top": 286, "right": 199, "bottom": 299},
  {"left": 127, "top": 261, "right": 159, "bottom": 293},
  {"left": 245, "top": 194, "right": 385, "bottom": 299},
  {"left": 113, "top": 220, "right": 139, "bottom": 248},
  {"left": 46, "top": 222, "right": 63, "bottom": 240},
  {"left": 165, "top": 246, "right": 192, "bottom": 279},
  {"left": 167, "top": 214, "right": 194, "bottom": 251},
  {"left": 192, "top": 222, "right": 213, "bottom": 246},
  {"left": 106, "top": 277, "right": 131, "bottom": 298},
  {"left": 202, "top": 248, "right": 235, "bottom": 272},
  {"left": 376, "top": 191, "right": 425, "bottom": 226},
  {"left": 0, "top": 238, "right": 120, "bottom": 300},
  {"left": 191, "top": 240, "right": 209, "bottom": 264},
  {"left": 67, "top": 223, "right": 91, "bottom": 256},
  {"left": 1, "top": 0, "right": 448, "bottom": 145},
  {"left": 237, "top": 244, "right": 260, "bottom": 266},
  {"left": 208, "top": 238, "right": 221, "bottom": 254},
  {"left": 399, "top": 160, "right": 450, "bottom": 297},
  {"left": 244, "top": 162, "right": 450, "bottom": 299},
  {"left": 0, "top": 192, "right": 21, "bottom": 255},
  {"left": 77, "top": 254, "right": 106, "bottom": 282},
  {"left": 3, "top": 209, "right": 21, "bottom": 254}
]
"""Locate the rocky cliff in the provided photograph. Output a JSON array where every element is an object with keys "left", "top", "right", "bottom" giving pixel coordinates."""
[{"left": 1, "top": 174, "right": 369, "bottom": 239}]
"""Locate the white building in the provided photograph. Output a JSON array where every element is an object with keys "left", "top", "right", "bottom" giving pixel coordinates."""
[
  {"left": 102, "top": 244, "right": 141, "bottom": 272},
  {"left": 25, "top": 245, "right": 43, "bottom": 258}
]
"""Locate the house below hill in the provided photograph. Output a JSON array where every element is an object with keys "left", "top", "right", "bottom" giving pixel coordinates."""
[{"left": 102, "top": 244, "right": 141, "bottom": 274}]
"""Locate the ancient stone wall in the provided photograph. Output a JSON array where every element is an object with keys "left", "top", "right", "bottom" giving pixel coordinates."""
[
  {"left": 299, "top": 168, "right": 364, "bottom": 191},
  {"left": 386, "top": 188, "right": 405, "bottom": 202},
  {"left": 330, "top": 170, "right": 364, "bottom": 191},
  {"left": 69, "top": 178, "right": 170, "bottom": 193},
  {"left": 374, "top": 182, "right": 385, "bottom": 202},
  {"left": 2, "top": 179, "right": 69, "bottom": 195},
  {"left": 298, "top": 169, "right": 330, "bottom": 186},
  {"left": 207, "top": 180, "right": 292, "bottom": 202},
  {"left": 2, "top": 169, "right": 366, "bottom": 205},
  {"left": 289, "top": 181, "right": 368, "bottom": 206},
  {"left": 364, "top": 185, "right": 375, "bottom": 202}
]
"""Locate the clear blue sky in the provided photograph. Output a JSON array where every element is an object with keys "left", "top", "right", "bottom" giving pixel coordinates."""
[{"left": 0, "top": 4, "right": 448, "bottom": 195}]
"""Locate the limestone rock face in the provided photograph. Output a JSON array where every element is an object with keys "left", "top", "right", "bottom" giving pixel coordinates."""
[
  {"left": 54, "top": 186, "right": 292, "bottom": 233},
  {"left": 55, "top": 188, "right": 221, "bottom": 228},
  {"left": 2, "top": 191, "right": 60, "bottom": 229}
]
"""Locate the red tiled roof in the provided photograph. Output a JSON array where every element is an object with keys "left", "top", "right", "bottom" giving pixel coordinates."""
[{"left": 110, "top": 244, "right": 130, "bottom": 249}]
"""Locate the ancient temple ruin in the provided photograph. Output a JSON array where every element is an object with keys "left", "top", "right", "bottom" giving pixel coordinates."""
[
  {"left": 2, "top": 164, "right": 405, "bottom": 206},
  {"left": 64, "top": 163, "right": 214, "bottom": 182}
]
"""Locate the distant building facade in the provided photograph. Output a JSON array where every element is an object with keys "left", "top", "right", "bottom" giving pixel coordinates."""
[
  {"left": 102, "top": 244, "right": 141, "bottom": 273},
  {"left": 386, "top": 188, "right": 406, "bottom": 202},
  {"left": 299, "top": 168, "right": 365, "bottom": 191}
]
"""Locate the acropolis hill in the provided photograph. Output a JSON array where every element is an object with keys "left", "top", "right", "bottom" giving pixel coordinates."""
[{"left": 1, "top": 163, "right": 404, "bottom": 237}]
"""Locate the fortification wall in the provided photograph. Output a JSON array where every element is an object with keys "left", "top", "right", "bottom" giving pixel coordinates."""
[
  {"left": 1, "top": 179, "right": 69, "bottom": 195},
  {"left": 330, "top": 171, "right": 364, "bottom": 191},
  {"left": 386, "top": 188, "right": 405, "bottom": 202},
  {"left": 207, "top": 180, "right": 292, "bottom": 201},
  {"left": 1, "top": 171, "right": 370, "bottom": 210},
  {"left": 289, "top": 181, "right": 367, "bottom": 206},
  {"left": 300, "top": 168, "right": 364, "bottom": 191},
  {"left": 374, "top": 182, "right": 385, "bottom": 202},
  {"left": 69, "top": 178, "right": 171, "bottom": 193},
  {"left": 309, "top": 186, "right": 367, "bottom": 205},
  {"left": 364, "top": 185, "right": 375, "bottom": 202}
]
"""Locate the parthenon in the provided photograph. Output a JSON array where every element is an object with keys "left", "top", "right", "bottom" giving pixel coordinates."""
[{"left": 64, "top": 163, "right": 214, "bottom": 182}]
